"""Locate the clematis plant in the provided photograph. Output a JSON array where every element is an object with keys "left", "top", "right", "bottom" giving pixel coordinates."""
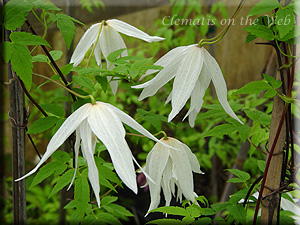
[
  {"left": 16, "top": 101, "right": 174, "bottom": 208},
  {"left": 143, "top": 136, "right": 204, "bottom": 214},
  {"left": 132, "top": 44, "right": 243, "bottom": 127},
  {"left": 70, "top": 19, "right": 164, "bottom": 94}
]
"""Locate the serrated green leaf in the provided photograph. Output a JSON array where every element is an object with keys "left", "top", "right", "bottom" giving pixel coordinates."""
[
  {"left": 40, "top": 104, "right": 65, "bottom": 117},
  {"left": 51, "top": 150, "right": 71, "bottom": 163},
  {"left": 107, "top": 48, "right": 126, "bottom": 63},
  {"left": 32, "top": 54, "right": 48, "bottom": 63},
  {"left": 244, "top": 25, "right": 275, "bottom": 41},
  {"left": 237, "top": 125, "right": 251, "bottom": 142},
  {"left": 195, "top": 217, "right": 212, "bottom": 225},
  {"left": 97, "top": 212, "right": 122, "bottom": 225},
  {"left": 264, "top": 89, "right": 277, "bottom": 98},
  {"left": 1, "top": 41, "right": 12, "bottom": 63},
  {"left": 61, "top": 64, "right": 74, "bottom": 76},
  {"left": 226, "top": 204, "right": 247, "bottom": 224},
  {"left": 233, "top": 80, "right": 272, "bottom": 95},
  {"left": 64, "top": 200, "right": 76, "bottom": 209},
  {"left": 186, "top": 205, "right": 201, "bottom": 217},
  {"left": 10, "top": 32, "right": 50, "bottom": 47},
  {"left": 32, "top": 0, "right": 61, "bottom": 11},
  {"left": 74, "top": 175, "right": 90, "bottom": 216},
  {"left": 56, "top": 14, "right": 76, "bottom": 49},
  {"left": 27, "top": 116, "right": 59, "bottom": 134},
  {"left": 248, "top": 0, "right": 281, "bottom": 16},
  {"left": 226, "top": 169, "right": 250, "bottom": 183},
  {"left": 246, "top": 33, "right": 257, "bottom": 43},
  {"left": 146, "top": 219, "right": 184, "bottom": 225},
  {"left": 73, "top": 76, "right": 95, "bottom": 90},
  {"left": 49, "top": 50, "right": 63, "bottom": 61},
  {"left": 30, "top": 161, "right": 64, "bottom": 188},
  {"left": 4, "top": 0, "right": 34, "bottom": 30},
  {"left": 205, "top": 124, "right": 236, "bottom": 137},
  {"left": 10, "top": 43, "right": 33, "bottom": 90},
  {"left": 150, "top": 206, "right": 190, "bottom": 217},
  {"left": 211, "top": 202, "right": 231, "bottom": 212},
  {"left": 131, "top": 58, "right": 153, "bottom": 70},
  {"left": 95, "top": 75, "right": 108, "bottom": 93},
  {"left": 257, "top": 160, "right": 266, "bottom": 172},
  {"left": 101, "top": 196, "right": 118, "bottom": 206},
  {"left": 244, "top": 109, "right": 271, "bottom": 126},
  {"left": 276, "top": 8, "right": 295, "bottom": 38},
  {"left": 49, "top": 169, "right": 75, "bottom": 197},
  {"left": 136, "top": 108, "right": 168, "bottom": 131}
]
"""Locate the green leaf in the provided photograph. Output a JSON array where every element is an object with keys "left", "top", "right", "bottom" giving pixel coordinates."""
[
  {"left": 107, "top": 48, "right": 127, "bottom": 63},
  {"left": 1, "top": 41, "right": 12, "bottom": 63},
  {"left": 244, "top": 25, "right": 275, "bottom": 41},
  {"left": 74, "top": 175, "right": 90, "bottom": 217},
  {"left": 56, "top": 14, "right": 76, "bottom": 49},
  {"left": 195, "top": 217, "right": 212, "bottom": 225},
  {"left": 226, "top": 204, "right": 247, "bottom": 224},
  {"left": 27, "top": 116, "right": 60, "bottom": 134},
  {"left": 30, "top": 161, "right": 65, "bottom": 188},
  {"left": 146, "top": 219, "right": 184, "bottom": 225},
  {"left": 186, "top": 205, "right": 201, "bottom": 217},
  {"left": 3, "top": 0, "right": 34, "bottom": 30},
  {"left": 248, "top": 0, "right": 281, "bottom": 16},
  {"left": 211, "top": 202, "right": 231, "bottom": 212},
  {"left": 10, "top": 32, "right": 50, "bottom": 47},
  {"left": 233, "top": 80, "right": 272, "bottom": 95},
  {"left": 226, "top": 169, "right": 250, "bottom": 183},
  {"left": 101, "top": 196, "right": 118, "bottom": 206},
  {"left": 276, "top": 8, "right": 295, "bottom": 38},
  {"left": 95, "top": 75, "right": 108, "bottom": 93},
  {"left": 32, "top": 54, "right": 48, "bottom": 63},
  {"left": 257, "top": 160, "right": 266, "bottom": 172},
  {"left": 10, "top": 43, "right": 33, "bottom": 90},
  {"left": 236, "top": 125, "right": 251, "bottom": 142},
  {"left": 150, "top": 206, "right": 190, "bottom": 217},
  {"left": 40, "top": 104, "right": 65, "bottom": 117},
  {"left": 263, "top": 74, "right": 282, "bottom": 89},
  {"left": 246, "top": 33, "right": 257, "bottom": 44},
  {"left": 244, "top": 109, "right": 271, "bottom": 126},
  {"left": 131, "top": 58, "right": 153, "bottom": 70},
  {"left": 97, "top": 212, "right": 122, "bottom": 225},
  {"left": 205, "top": 124, "right": 236, "bottom": 137},
  {"left": 49, "top": 169, "right": 75, "bottom": 197},
  {"left": 61, "top": 64, "right": 74, "bottom": 76},
  {"left": 51, "top": 150, "right": 71, "bottom": 163},
  {"left": 49, "top": 50, "right": 63, "bottom": 61},
  {"left": 136, "top": 109, "right": 168, "bottom": 131},
  {"left": 32, "top": 0, "right": 61, "bottom": 11},
  {"left": 73, "top": 76, "right": 95, "bottom": 91}
]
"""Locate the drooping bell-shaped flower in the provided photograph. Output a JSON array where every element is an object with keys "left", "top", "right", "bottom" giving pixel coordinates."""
[
  {"left": 16, "top": 101, "right": 172, "bottom": 208},
  {"left": 70, "top": 19, "right": 165, "bottom": 94},
  {"left": 132, "top": 44, "right": 243, "bottom": 127},
  {"left": 143, "top": 137, "right": 204, "bottom": 214}
]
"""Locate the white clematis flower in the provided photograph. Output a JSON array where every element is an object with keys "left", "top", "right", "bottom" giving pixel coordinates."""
[
  {"left": 132, "top": 44, "right": 243, "bottom": 127},
  {"left": 144, "top": 137, "right": 204, "bottom": 214},
  {"left": 70, "top": 19, "right": 165, "bottom": 95},
  {"left": 16, "top": 101, "right": 173, "bottom": 208}
]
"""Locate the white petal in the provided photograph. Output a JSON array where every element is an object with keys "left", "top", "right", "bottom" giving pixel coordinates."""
[
  {"left": 165, "top": 91, "right": 172, "bottom": 105},
  {"left": 161, "top": 158, "right": 173, "bottom": 207},
  {"left": 87, "top": 103, "right": 137, "bottom": 193},
  {"left": 100, "top": 25, "right": 128, "bottom": 94},
  {"left": 70, "top": 24, "right": 101, "bottom": 66},
  {"left": 80, "top": 120, "right": 101, "bottom": 208},
  {"left": 67, "top": 128, "right": 81, "bottom": 190},
  {"left": 94, "top": 39, "right": 102, "bottom": 66},
  {"left": 107, "top": 19, "right": 165, "bottom": 42},
  {"left": 139, "top": 46, "right": 188, "bottom": 80},
  {"left": 169, "top": 139, "right": 196, "bottom": 203},
  {"left": 15, "top": 103, "right": 92, "bottom": 181},
  {"left": 102, "top": 102, "right": 178, "bottom": 150},
  {"left": 168, "top": 45, "right": 203, "bottom": 122},
  {"left": 146, "top": 143, "right": 170, "bottom": 213},
  {"left": 179, "top": 142, "right": 204, "bottom": 174},
  {"left": 202, "top": 48, "right": 243, "bottom": 124}
]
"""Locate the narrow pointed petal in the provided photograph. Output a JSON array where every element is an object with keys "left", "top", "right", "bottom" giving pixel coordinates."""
[
  {"left": 165, "top": 91, "right": 172, "bottom": 105},
  {"left": 70, "top": 24, "right": 101, "bottom": 66},
  {"left": 16, "top": 104, "right": 92, "bottom": 181},
  {"left": 132, "top": 156, "right": 155, "bottom": 184},
  {"left": 68, "top": 128, "right": 81, "bottom": 190},
  {"left": 161, "top": 158, "right": 173, "bottom": 207},
  {"left": 169, "top": 139, "right": 196, "bottom": 203},
  {"left": 107, "top": 19, "right": 165, "bottom": 42},
  {"left": 180, "top": 143, "right": 204, "bottom": 174},
  {"left": 100, "top": 25, "right": 128, "bottom": 94},
  {"left": 80, "top": 120, "right": 101, "bottom": 208},
  {"left": 88, "top": 103, "right": 137, "bottom": 193},
  {"left": 103, "top": 102, "right": 178, "bottom": 150},
  {"left": 94, "top": 40, "right": 102, "bottom": 66},
  {"left": 169, "top": 45, "right": 203, "bottom": 122},
  {"left": 202, "top": 48, "right": 243, "bottom": 124},
  {"left": 139, "top": 46, "right": 188, "bottom": 80}
]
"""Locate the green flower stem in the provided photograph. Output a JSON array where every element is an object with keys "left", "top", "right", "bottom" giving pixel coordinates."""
[
  {"left": 31, "top": 9, "right": 46, "bottom": 28},
  {"left": 86, "top": 22, "right": 104, "bottom": 67},
  {"left": 198, "top": 0, "right": 246, "bottom": 47},
  {"left": 32, "top": 73, "right": 95, "bottom": 103},
  {"left": 154, "top": 131, "right": 168, "bottom": 140},
  {"left": 275, "top": 39, "right": 299, "bottom": 58}
]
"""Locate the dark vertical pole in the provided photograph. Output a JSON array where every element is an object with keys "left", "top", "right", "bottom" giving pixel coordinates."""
[{"left": 6, "top": 28, "right": 27, "bottom": 224}]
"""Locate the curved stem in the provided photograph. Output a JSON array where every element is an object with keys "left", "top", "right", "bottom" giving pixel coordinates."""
[
  {"left": 153, "top": 131, "right": 168, "bottom": 140},
  {"left": 86, "top": 22, "right": 104, "bottom": 67}
]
